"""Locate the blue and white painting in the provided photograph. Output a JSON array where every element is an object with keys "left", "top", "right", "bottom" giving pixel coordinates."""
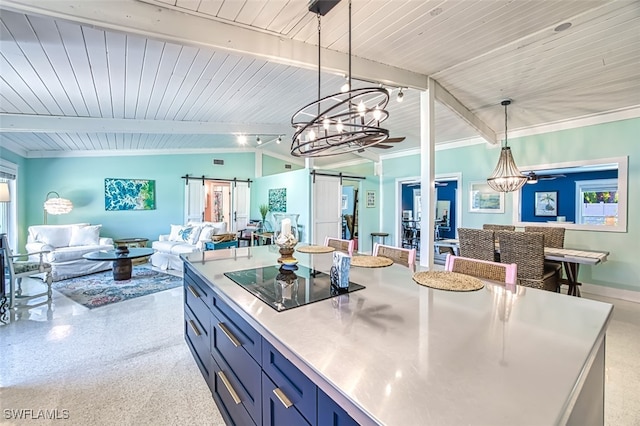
[{"left": 105, "top": 178, "right": 156, "bottom": 211}]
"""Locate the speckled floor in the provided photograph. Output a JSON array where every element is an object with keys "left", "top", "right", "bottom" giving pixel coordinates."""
[{"left": 1, "top": 275, "right": 639, "bottom": 425}]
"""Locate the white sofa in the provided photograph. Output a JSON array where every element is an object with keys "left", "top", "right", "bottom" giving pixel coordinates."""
[
  {"left": 150, "top": 222, "right": 228, "bottom": 271},
  {"left": 26, "top": 224, "right": 114, "bottom": 281}
]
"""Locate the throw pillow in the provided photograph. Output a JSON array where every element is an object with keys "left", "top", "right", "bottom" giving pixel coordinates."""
[
  {"left": 176, "top": 226, "right": 196, "bottom": 243},
  {"left": 211, "top": 222, "right": 227, "bottom": 235},
  {"left": 69, "top": 225, "right": 101, "bottom": 246},
  {"left": 168, "top": 225, "right": 183, "bottom": 242},
  {"left": 34, "top": 226, "right": 75, "bottom": 248},
  {"left": 187, "top": 226, "right": 202, "bottom": 245},
  {"left": 198, "top": 226, "right": 215, "bottom": 242}
]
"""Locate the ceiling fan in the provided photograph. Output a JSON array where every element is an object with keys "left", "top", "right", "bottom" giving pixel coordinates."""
[
  {"left": 525, "top": 171, "right": 566, "bottom": 184},
  {"left": 357, "top": 136, "right": 406, "bottom": 152}
]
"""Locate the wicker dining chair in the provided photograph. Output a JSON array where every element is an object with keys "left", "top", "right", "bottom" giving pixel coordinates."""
[
  {"left": 482, "top": 224, "right": 516, "bottom": 232},
  {"left": 373, "top": 243, "right": 416, "bottom": 272},
  {"left": 524, "top": 226, "right": 565, "bottom": 248},
  {"left": 496, "top": 231, "right": 561, "bottom": 291},
  {"left": 444, "top": 254, "right": 517, "bottom": 285},
  {"left": 324, "top": 237, "right": 355, "bottom": 256},
  {"left": 457, "top": 228, "right": 495, "bottom": 262}
]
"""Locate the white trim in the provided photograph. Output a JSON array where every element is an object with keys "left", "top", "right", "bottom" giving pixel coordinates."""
[
  {"left": 582, "top": 283, "right": 640, "bottom": 304},
  {"left": 322, "top": 157, "right": 372, "bottom": 170},
  {"left": 394, "top": 176, "right": 420, "bottom": 247},
  {"left": 25, "top": 147, "right": 261, "bottom": 158}
]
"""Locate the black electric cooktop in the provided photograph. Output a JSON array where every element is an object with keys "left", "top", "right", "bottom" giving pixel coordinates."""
[{"left": 224, "top": 265, "right": 365, "bottom": 312}]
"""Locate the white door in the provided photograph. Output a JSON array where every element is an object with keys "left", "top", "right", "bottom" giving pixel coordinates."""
[
  {"left": 184, "top": 179, "right": 205, "bottom": 223},
  {"left": 312, "top": 175, "right": 342, "bottom": 245},
  {"left": 233, "top": 181, "right": 250, "bottom": 232}
]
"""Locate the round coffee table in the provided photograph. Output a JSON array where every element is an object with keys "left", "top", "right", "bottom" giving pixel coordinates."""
[{"left": 83, "top": 248, "right": 155, "bottom": 281}]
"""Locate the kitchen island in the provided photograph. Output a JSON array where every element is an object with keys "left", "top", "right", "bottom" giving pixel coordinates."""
[{"left": 182, "top": 245, "right": 612, "bottom": 425}]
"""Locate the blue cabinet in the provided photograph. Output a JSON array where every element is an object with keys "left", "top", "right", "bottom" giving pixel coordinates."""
[
  {"left": 318, "top": 389, "right": 359, "bottom": 426},
  {"left": 183, "top": 263, "right": 358, "bottom": 426}
]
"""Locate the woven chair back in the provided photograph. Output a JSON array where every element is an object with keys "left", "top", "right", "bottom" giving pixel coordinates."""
[
  {"left": 457, "top": 228, "right": 495, "bottom": 262},
  {"left": 482, "top": 224, "right": 516, "bottom": 232},
  {"left": 373, "top": 243, "right": 416, "bottom": 271},
  {"left": 496, "top": 231, "right": 547, "bottom": 289},
  {"left": 324, "top": 237, "right": 354, "bottom": 256},
  {"left": 524, "top": 226, "right": 565, "bottom": 248},
  {"left": 445, "top": 254, "right": 517, "bottom": 285}
]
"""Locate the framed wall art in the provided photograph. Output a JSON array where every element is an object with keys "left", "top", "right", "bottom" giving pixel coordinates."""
[
  {"left": 105, "top": 178, "right": 155, "bottom": 211},
  {"left": 469, "top": 181, "right": 504, "bottom": 213},
  {"left": 534, "top": 191, "right": 558, "bottom": 216},
  {"left": 268, "top": 188, "right": 287, "bottom": 212},
  {"left": 366, "top": 190, "right": 376, "bottom": 208}
]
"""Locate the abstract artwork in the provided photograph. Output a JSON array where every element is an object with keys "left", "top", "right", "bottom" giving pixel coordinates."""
[
  {"left": 105, "top": 178, "right": 155, "bottom": 211},
  {"left": 269, "top": 188, "right": 286, "bottom": 212}
]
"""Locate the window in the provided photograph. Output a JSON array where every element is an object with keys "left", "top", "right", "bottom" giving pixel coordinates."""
[
  {"left": 0, "top": 159, "right": 18, "bottom": 251},
  {"left": 576, "top": 179, "right": 618, "bottom": 225}
]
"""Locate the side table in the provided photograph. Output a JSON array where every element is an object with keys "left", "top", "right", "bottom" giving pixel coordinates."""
[{"left": 113, "top": 238, "right": 150, "bottom": 265}]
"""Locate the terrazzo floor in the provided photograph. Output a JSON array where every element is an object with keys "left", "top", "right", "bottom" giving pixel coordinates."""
[{"left": 1, "top": 274, "right": 639, "bottom": 425}]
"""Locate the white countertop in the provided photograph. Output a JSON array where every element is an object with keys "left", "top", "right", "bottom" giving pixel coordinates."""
[{"left": 184, "top": 246, "right": 613, "bottom": 425}]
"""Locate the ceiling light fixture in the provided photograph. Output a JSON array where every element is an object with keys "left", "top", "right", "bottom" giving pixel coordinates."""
[
  {"left": 486, "top": 100, "right": 528, "bottom": 192},
  {"left": 256, "top": 136, "right": 262, "bottom": 145},
  {"left": 396, "top": 88, "right": 404, "bottom": 102},
  {"left": 290, "top": 0, "right": 390, "bottom": 157},
  {"left": 237, "top": 135, "right": 247, "bottom": 145},
  {"left": 276, "top": 135, "right": 282, "bottom": 144}
]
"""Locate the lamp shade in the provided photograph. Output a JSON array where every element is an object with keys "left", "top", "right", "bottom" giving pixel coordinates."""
[
  {"left": 44, "top": 191, "right": 73, "bottom": 215},
  {"left": 0, "top": 182, "right": 9, "bottom": 202}
]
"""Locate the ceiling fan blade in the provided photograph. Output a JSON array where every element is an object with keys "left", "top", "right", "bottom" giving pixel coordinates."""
[
  {"left": 371, "top": 144, "right": 393, "bottom": 149},
  {"left": 384, "top": 137, "right": 406, "bottom": 143}
]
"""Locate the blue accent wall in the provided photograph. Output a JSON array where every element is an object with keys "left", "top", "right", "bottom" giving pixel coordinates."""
[
  {"left": 521, "top": 170, "right": 618, "bottom": 222},
  {"left": 436, "top": 181, "right": 458, "bottom": 239}
]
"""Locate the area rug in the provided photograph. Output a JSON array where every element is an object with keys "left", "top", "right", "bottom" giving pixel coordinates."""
[{"left": 52, "top": 266, "right": 182, "bottom": 309}]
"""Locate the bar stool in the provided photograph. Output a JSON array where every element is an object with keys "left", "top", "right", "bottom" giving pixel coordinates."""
[{"left": 371, "top": 232, "right": 389, "bottom": 251}]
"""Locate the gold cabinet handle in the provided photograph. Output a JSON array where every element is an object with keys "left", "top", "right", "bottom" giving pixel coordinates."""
[
  {"left": 273, "top": 388, "right": 293, "bottom": 408},
  {"left": 188, "top": 320, "right": 201, "bottom": 337},
  {"left": 218, "top": 371, "right": 241, "bottom": 405},
  {"left": 187, "top": 285, "right": 200, "bottom": 298},
  {"left": 217, "top": 322, "right": 241, "bottom": 347}
]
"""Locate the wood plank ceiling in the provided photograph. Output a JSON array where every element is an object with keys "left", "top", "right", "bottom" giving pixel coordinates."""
[{"left": 0, "top": 0, "right": 638, "bottom": 167}]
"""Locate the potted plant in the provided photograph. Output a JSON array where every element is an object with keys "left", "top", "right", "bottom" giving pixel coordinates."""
[{"left": 259, "top": 204, "right": 269, "bottom": 224}]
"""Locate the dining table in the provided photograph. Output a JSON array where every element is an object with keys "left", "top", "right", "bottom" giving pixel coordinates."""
[{"left": 433, "top": 239, "right": 609, "bottom": 296}]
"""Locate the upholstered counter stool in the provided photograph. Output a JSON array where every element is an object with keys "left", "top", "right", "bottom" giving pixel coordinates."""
[{"left": 371, "top": 232, "right": 389, "bottom": 252}]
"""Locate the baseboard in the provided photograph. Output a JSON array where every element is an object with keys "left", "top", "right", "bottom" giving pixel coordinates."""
[{"left": 581, "top": 282, "right": 640, "bottom": 303}]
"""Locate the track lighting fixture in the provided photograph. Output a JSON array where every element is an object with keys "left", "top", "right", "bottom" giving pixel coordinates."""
[
  {"left": 256, "top": 136, "right": 262, "bottom": 145},
  {"left": 276, "top": 136, "right": 282, "bottom": 144},
  {"left": 238, "top": 135, "right": 247, "bottom": 145},
  {"left": 396, "top": 89, "right": 404, "bottom": 103}
]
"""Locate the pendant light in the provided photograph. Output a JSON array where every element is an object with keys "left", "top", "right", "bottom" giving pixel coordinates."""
[
  {"left": 486, "top": 100, "right": 528, "bottom": 192},
  {"left": 290, "top": 0, "right": 390, "bottom": 157}
]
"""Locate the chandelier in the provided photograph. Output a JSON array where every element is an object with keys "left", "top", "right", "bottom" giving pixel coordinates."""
[
  {"left": 290, "top": 0, "right": 390, "bottom": 157},
  {"left": 486, "top": 100, "right": 528, "bottom": 192}
]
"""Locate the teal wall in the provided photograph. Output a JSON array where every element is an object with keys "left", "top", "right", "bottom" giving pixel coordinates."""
[
  {"left": 262, "top": 154, "right": 303, "bottom": 176},
  {"left": 0, "top": 151, "right": 255, "bottom": 249},
  {"left": 251, "top": 168, "right": 311, "bottom": 243},
  {"left": 382, "top": 118, "right": 639, "bottom": 292}
]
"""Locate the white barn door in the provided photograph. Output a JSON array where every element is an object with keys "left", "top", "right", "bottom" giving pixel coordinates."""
[
  {"left": 312, "top": 175, "right": 341, "bottom": 245},
  {"left": 233, "top": 181, "right": 250, "bottom": 232},
  {"left": 184, "top": 179, "right": 204, "bottom": 223}
]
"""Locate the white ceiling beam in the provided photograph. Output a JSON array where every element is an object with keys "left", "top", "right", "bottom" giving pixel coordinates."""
[
  {"left": 432, "top": 80, "right": 497, "bottom": 145},
  {"left": 0, "top": 113, "right": 288, "bottom": 135},
  {"left": 1, "top": 0, "right": 428, "bottom": 90}
]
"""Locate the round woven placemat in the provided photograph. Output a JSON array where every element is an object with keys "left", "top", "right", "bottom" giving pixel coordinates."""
[
  {"left": 413, "top": 271, "right": 484, "bottom": 292},
  {"left": 351, "top": 255, "right": 394, "bottom": 268},
  {"left": 296, "top": 245, "right": 336, "bottom": 254}
]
